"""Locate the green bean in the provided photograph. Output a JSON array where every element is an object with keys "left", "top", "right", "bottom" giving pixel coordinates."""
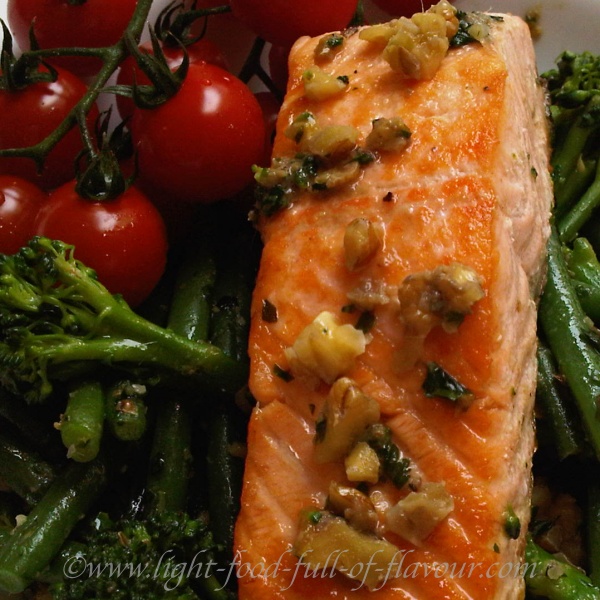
[
  {"left": 555, "top": 158, "right": 597, "bottom": 217},
  {"left": 525, "top": 536, "right": 600, "bottom": 599},
  {"left": 0, "top": 458, "right": 107, "bottom": 594},
  {"left": 539, "top": 226, "right": 600, "bottom": 460},
  {"left": 558, "top": 159, "right": 600, "bottom": 242},
  {"left": 146, "top": 396, "right": 192, "bottom": 514},
  {"left": 0, "top": 428, "right": 57, "bottom": 506},
  {"left": 567, "top": 238, "right": 600, "bottom": 286},
  {"left": 536, "top": 343, "right": 583, "bottom": 460},
  {"left": 572, "top": 280, "right": 600, "bottom": 323},
  {"left": 58, "top": 380, "right": 105, "bottom": 463},
  {"left": 105, "top": 379, "right": 148, "bottom": 442},
  {"left": 143, "top": 231, "right": 219, "bottom": 514},
  {"left": 167, "top": 237, "right": 217, "bottom": 343},
  {"left": 206, "top": 407, "right": 245, "bottom": 557},
  {"left": 551, "top": 96, "right": 600, "bottom": 197}
]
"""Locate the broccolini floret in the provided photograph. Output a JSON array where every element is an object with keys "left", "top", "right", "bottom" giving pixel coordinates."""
[
  {"left": 0, "top": 237, "right": 247, "bottom": 403},
  {"left": 50, "top": 511, "right": 224, "bottom": 600}
]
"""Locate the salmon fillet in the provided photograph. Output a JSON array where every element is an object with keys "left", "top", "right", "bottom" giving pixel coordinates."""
[{"left": 235, "top": 8, "right": 552, "bottom": 600}]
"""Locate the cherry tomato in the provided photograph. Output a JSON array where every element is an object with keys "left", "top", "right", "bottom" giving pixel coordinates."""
[
  {"left": 229, "top": 0, "right": 359, "bottom": 48},
  {"left": 115, "top": 37, "right": 229, "bottom": 120},
  {"left": 0, "top": 66, "right": 100, "bottom": 191},
  {"left": 131, "top": 62, "right": 265, "bottom": 205},
  {"left": 0, "top": 175, "right": 47, "bottom": 254},
  {"left": 371, "top": 0, "right": 449, "bottom": 17},
  {"left": 34, "top": 182, "right": 168, "bottom": 307},
  {"left": 190, "top": 0, "right": 257, "bottom": 75},
  {"left": 7, "top": 0, "right": 137, "bottom": 78}
]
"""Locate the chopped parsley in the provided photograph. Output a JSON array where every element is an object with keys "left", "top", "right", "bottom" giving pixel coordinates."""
[
  {"left": 504, "top": 506, "right": 521, "bottom": 540},
  {"left": 362, "top": 423, "right": 411, "bottom": 489},
  {"left": 422, "top": 362, "right": 473, "bottom": 403}
]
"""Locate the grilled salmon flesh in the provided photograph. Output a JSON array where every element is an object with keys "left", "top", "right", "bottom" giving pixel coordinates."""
[{"left": 235, "top": 4, "right": 553, "bottom": 599}]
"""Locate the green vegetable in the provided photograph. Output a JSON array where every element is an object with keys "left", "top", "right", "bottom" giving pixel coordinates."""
[
  {"left": 105, "top": 379, "right": 148, "bottom": 442},
  {"left": 146, "top": 397, "right": 192, "bottom": 515},
  {"left": 542, "top": 51, "right": 600, "bottom": 241},
  {"left": 535, "top": 342, "right": 583, "bottom": 460},
  {"left": 525, "top": 536, "right": 600, "bottom": 599},
  {"left": 50, "top": 222, "right": 237, "bottom": 600},
  {"left": 539, "top": 226, "right": 600, "bottom": 460},
  {"left": 206, "top": 407, "right": 245, "bottom": 560},
  {"left": 0, "top": 428, "right": 56, "bottom": 506},
  {"left": 0, "top": 236, "right": 247, "bottom": 404},
  {"left": 58, "top": 380, "right": 105, "bottom": 463},
  {"left": 0, "top": 458, "right": 107, "bottom": 594}
]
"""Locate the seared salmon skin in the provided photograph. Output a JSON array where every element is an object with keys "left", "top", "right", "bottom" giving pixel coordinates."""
[{"left": 235, "top": 4, "right": 553, "bottom": 599}]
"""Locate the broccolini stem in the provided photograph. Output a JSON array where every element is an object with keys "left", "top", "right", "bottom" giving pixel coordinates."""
[
  {"left": 0, "top": 458, "right": 107, "bottom": 594},
  {"left": 33, "top": 331, "right": 246, "bottom": 394},
  {"left": 525, "top": 536, "right": 600, "bottom": 599},
  {"left": 535, "top": 343, "right": 583, "bottom": 460},
  {"left": 57, "top": 380, "right": 105, "bottom": 463},
  {"left": 538, "top": 226, "right": 600, "bottom": 460},
  {"left": 0, "top": 429, "right": 56, "bottom": 506}
]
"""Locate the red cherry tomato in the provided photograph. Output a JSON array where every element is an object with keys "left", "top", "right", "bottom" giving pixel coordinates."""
[
  {"left": 7, "top": 0, "right": 137, "bottom": 78},
  {"left": 0, "top": 175, "right": 47, "bottom": 254},
  {"left": 190, "top": 0, "right": 257, "bottom": 74},
  {"left": 229, "top": 0, "right": 359, "bottom": 48},
  {"left": 0, "top": 66, "right": 100, "bottom": 191},
  {"left": 34, "top": 182, "right": 168, "bottom": 307},
  {"left": 115, "top": 37, "right": 229, "bottom": 120},
  {"left": 371, "top": 0, "right": 449, "bottom": 17},
  {"left": 131, "top": 62, "right": 265, "bottom": 205}
]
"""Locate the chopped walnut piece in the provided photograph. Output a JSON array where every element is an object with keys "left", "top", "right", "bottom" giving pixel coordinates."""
[{"left": 344, "top": 218, "right": 382, "bottom": 271}]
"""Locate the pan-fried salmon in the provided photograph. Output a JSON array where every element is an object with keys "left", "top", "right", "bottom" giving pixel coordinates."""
[{"left": 235, "top": 5, "right": 552, "bottom": 599}]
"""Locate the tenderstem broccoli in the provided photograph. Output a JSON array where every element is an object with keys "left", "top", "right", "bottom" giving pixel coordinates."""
[
  {"left": 0, "top": 236, "right": 247, "bottom": 404},
  {"left": 542, "top": 51, "right": 600, "bottom": 241},
  {"left": 49, "top": 219, "right": 239, "bottom": 600},
  {"left": 525, "top": 536, "right": 600, "bottom": 599}
]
